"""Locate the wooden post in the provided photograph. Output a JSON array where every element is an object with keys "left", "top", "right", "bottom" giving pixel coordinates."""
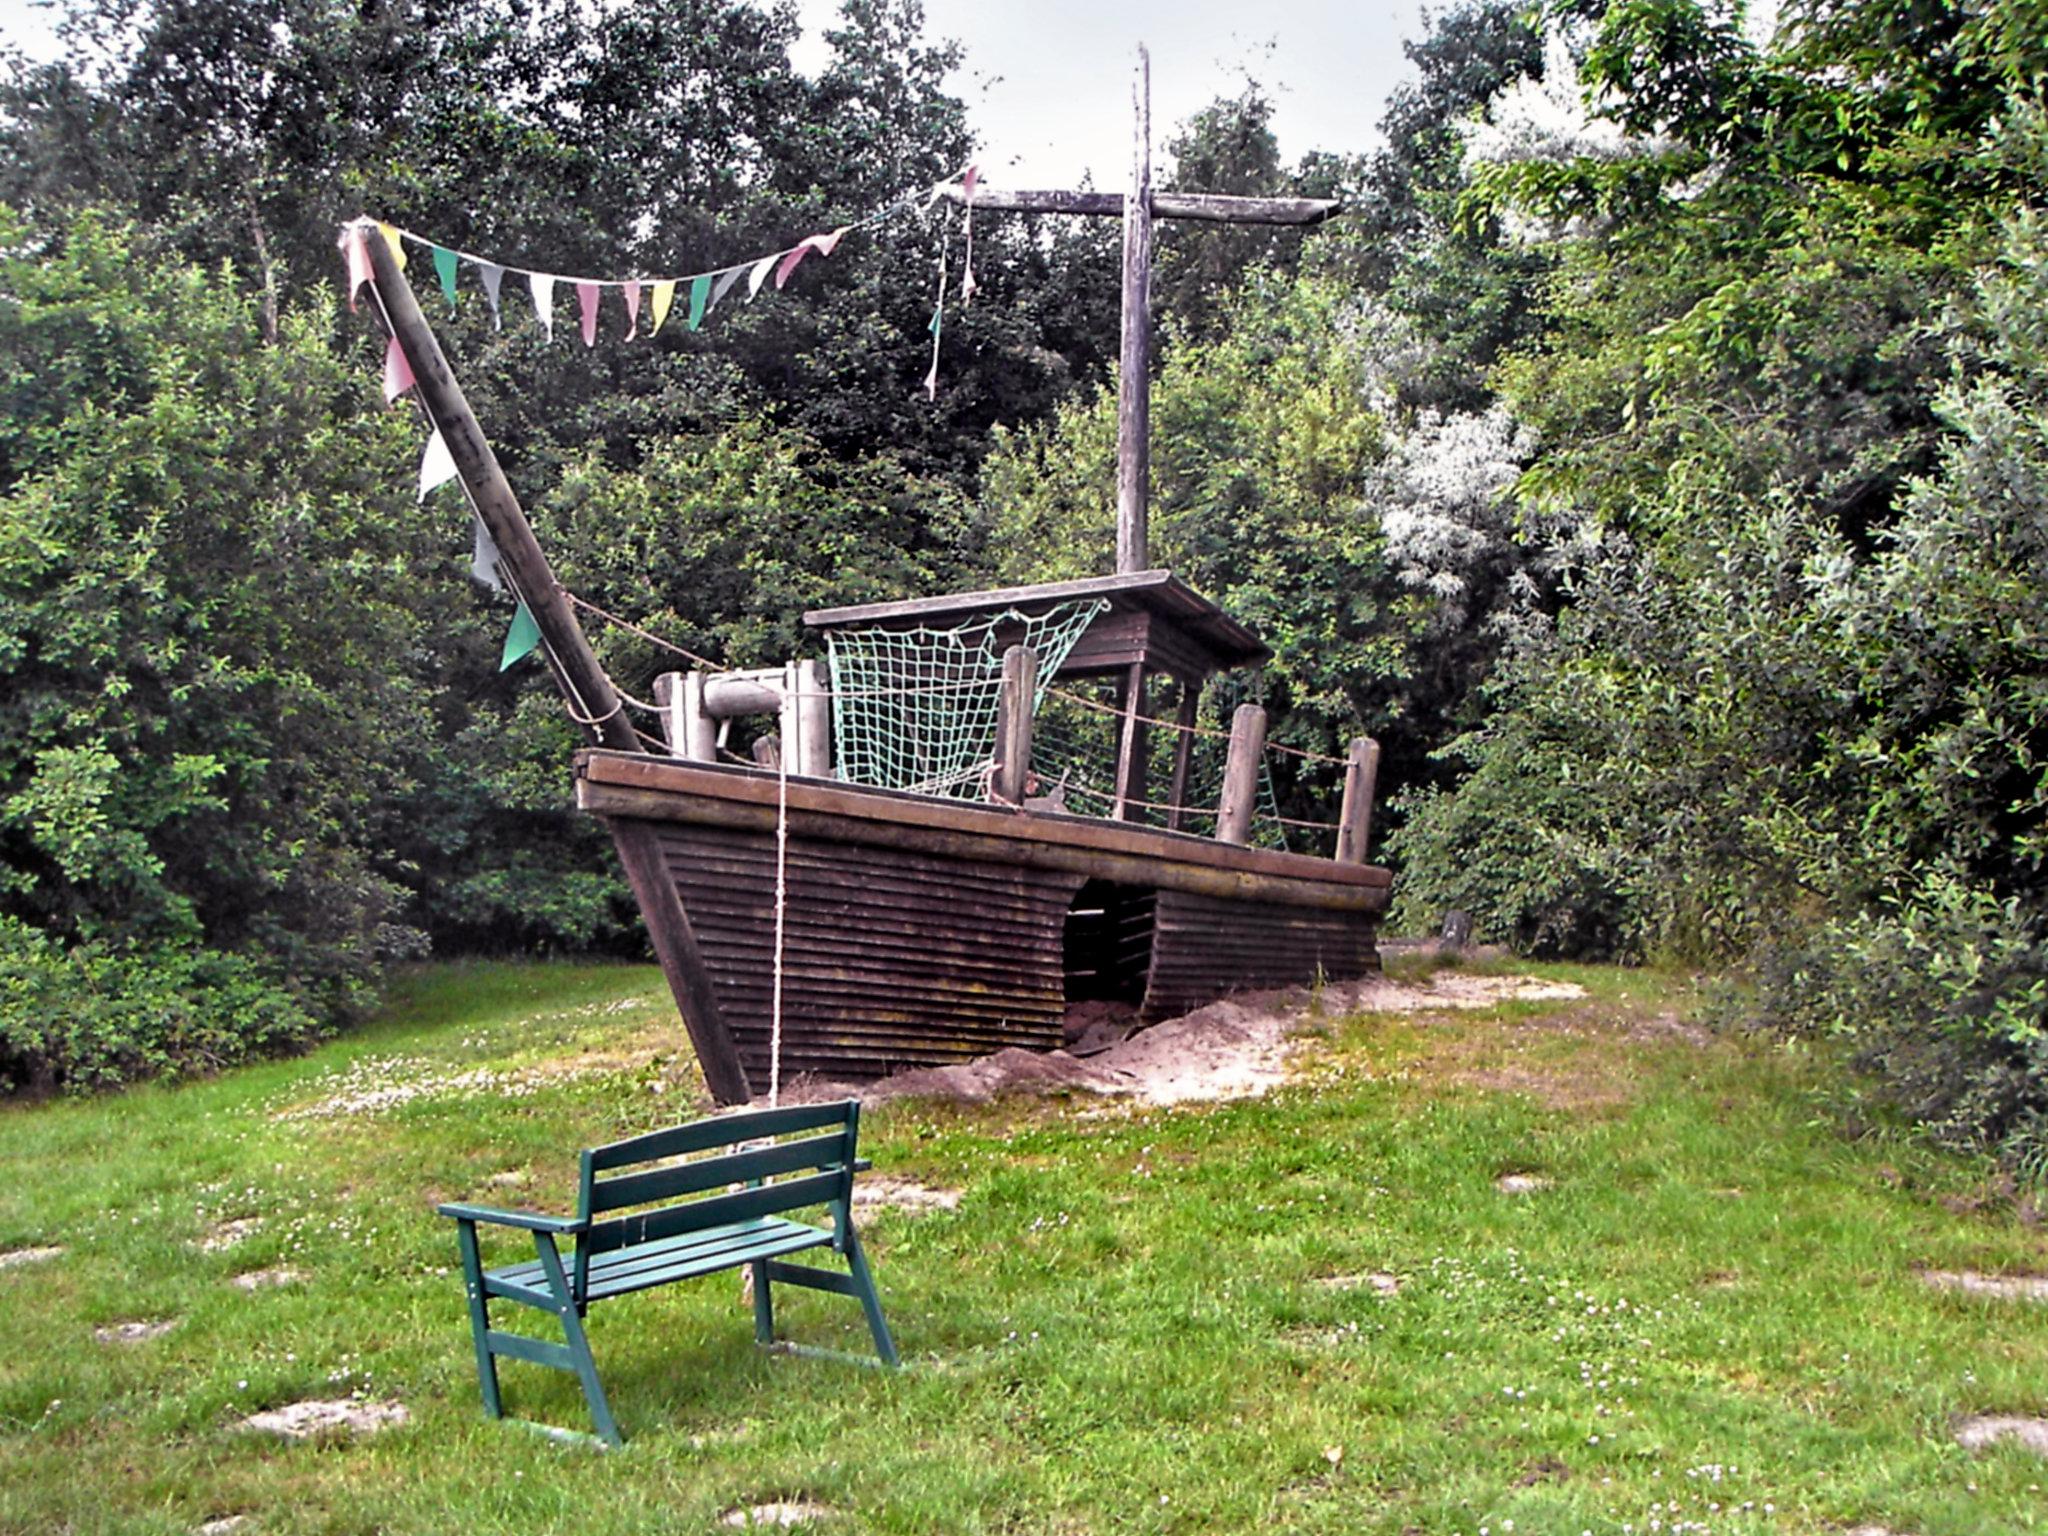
[
  {"left": 992, "top": 644, "right": 1038, "bottom": 805},
  {"left": 797, "top": 658, "right": 832, "bottom": 779},
  {"left": 1335, "top": 736, "right": 1381, "bottom": 865},
  {"left": 780, "top": 662, "right": 803, "bottom": 776},
  {"left": 653, "top": 671, "right": 683, "bottom": 756},
  {"left": 1111, "top": 661, "right": 1150, "bottom": 822},
  {"left": 682, "top": 671, "right": 716, "bottom": 761},
  {"left": 1116, "top": 45, "right": 1153, "bottom": 575},
  {"left": 1216, "top": 703, "right": 1267, "bottom": 845},
  {"left": 1165, "top": 684, "right": 1199, "bottom": 831},
  {"left": 360, "top": 225, "right": 639, "bottom": 756}
]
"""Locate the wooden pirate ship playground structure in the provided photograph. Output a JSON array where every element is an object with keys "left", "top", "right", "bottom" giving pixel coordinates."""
[{"left": 351, "top": 53, "right": 1389, "bottom": 1107}]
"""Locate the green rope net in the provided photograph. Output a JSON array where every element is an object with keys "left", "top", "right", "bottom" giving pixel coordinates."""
[{"left": 824, "top": 599, "right": 1109, "bottom": 799}]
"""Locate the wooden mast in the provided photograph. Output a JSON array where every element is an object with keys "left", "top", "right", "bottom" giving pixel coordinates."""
[
  {"left": 1117, "top": 45, "right": 1154, "bottom": 576},
  {"left": 361, "top": 224, "right": 753, "bottom": 1106}
]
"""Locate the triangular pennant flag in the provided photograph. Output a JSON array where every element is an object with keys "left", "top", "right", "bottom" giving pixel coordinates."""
[
  {"left": 500, "top": 601, "right": 542, "bottom": 671},
  {"left": 961, "top": 164, "right": 979, "bottom": 304},
  {"left": 377, "top": 223, "right": 407, "bottom": 270},
  {"left": 774, "top": 226, "right": 851, "bottom": 290},
  {"left": 962, "top": 164, "right": 979, "bottom": 200},
  {"left": 417, "top": 427, "right": 458, "bottom": 502},
  {"left": 651, "top": 280, "right": 676, "bottom": 334},
  {"left": 621, "top": 280, "right": 641, "bottom": 341},
  {"left": 746, "top": 253, "right": 777, "bottom": 299},
  {"left": 529, "top": 273, "right": 555, "bottom": 341},
  {"left": 471, "top": 515, "right": 504, "bottom": 591},
  {"left": 710, "top": 266, "right": 747, "bottom": 307},
  {"left": 341, "top": 225, "right": 374, "bottom": 313},
  {"left": 383, "top": 335, "right": 415, "bottom": 404},
  {"left": 577, "top": 281, "right": 600, "bottom": 347},
  {"left": 479, "top": 263, "right": 506, "bottom": 330},
  {"left": 687, "top": 272, "right": 710, "bottom": 331},
  {"left": 432, "top": 245, "right": 460, "bottom": 308}
]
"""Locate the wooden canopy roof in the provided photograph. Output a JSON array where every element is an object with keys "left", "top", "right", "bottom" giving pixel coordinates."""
[{"left": 803, "top": 570, "right": 1270, "bottom": 686}]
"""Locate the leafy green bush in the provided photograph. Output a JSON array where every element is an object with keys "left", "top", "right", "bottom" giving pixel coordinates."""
[
  {"left": 0, "top": 918, "right": 319, "bottom": 1094},
  {"left": 1747, "top": 879, "right": 2048, "bottom": 1174}
]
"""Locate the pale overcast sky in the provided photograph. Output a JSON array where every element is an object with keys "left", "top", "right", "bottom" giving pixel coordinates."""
[{"left": 0, "top": 0, "right": 1433, "bottom": 181}]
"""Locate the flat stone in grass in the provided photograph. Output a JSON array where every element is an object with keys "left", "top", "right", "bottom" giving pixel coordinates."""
[
  {"left": 96, "top": 1319, "right": 176, "bottom": 1344},
  {"left": 1955, "top": 1414, "right": 2048, "bottom": 1457},
  {"left": 851, "top": 1177, "right": 961, "bottom": 1213},
  {"left": 720, "top": 1502, "right": 834, "bottom": 1528},
  {"left": 1495, "top": 1173, "right": 1551, "bottom": 1194},
  {"left": 1921, "top": 1269, "right": 2048, "bottom": 1302},
  {"left": 1316, "top": 1272, "right": 1401, "bottom": 1296},
  {"left": 229, "top": 1266, "right": 303, "bottom": 1291},
  {"left": 195, "top": 1518, "right": 251, "bottom": 1535},
  {"left": 197, "top": 1218, "right": 262, "bottom": 1252},
  {"left": 239, "top": 1398, "right": 408, "bottom": 1440},
  {"left": 0, "top": 1245, "right": 63, "bottom": 1270}
]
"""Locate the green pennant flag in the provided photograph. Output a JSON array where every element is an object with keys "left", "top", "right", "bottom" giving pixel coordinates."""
[
  {"left": 687, "top": 272, "right": 710, "bottom": 331},
  {"left": 433, "top": 245, "right": 460, "bottom": 308},
  {"left": 500, "top": 601, "right": 542, "bottom": 670}
]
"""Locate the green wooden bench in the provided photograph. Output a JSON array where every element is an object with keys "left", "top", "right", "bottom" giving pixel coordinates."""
[{"left": 437, "top": 1099, "right": 898, "bottom": 1446}]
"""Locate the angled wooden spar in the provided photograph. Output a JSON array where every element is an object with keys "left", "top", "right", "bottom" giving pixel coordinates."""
[
  {"left": 363, "top": 225, "right": 638, "bottom": 756},
  {"left": 361, "top": 224, "right": 753, "bottom": 1106}
]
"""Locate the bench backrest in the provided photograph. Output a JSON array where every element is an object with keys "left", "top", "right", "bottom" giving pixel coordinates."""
[{"left": 571, "top": 1100, "right": 862, "bottom": 1296}]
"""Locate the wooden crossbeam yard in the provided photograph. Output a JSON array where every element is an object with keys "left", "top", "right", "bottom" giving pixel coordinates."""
[{"left": 942, "top": 45, "right": 1344, "bottom": 575}]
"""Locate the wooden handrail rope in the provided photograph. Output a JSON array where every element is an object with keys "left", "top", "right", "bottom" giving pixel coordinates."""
[{"left": 1041, "top": 683, "right": 1351, "bottom": 767}]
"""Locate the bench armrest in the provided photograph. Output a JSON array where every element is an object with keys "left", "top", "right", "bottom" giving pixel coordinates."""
[
  {"left": 853, "top": 1157, "right": 873, "bottom": 1175},
  {"left": 436, "top": 1201, "right": 586, "bottom": 1234}
]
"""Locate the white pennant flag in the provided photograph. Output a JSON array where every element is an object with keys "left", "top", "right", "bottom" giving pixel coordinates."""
[
  {"left": 529, "top": 272, "right": 556, "bottom": 341},
  {"left": 479, "top": 263, "right": 507, "bottom": 330},
  {"left": 471, "top": 514, "right": 504, "bottom": 591},
  {"left": 417, "top": 427, "right": 458, "bottom": 503},
  {"left": 746, "top": 253, "right": 777, "bottom": 299}
]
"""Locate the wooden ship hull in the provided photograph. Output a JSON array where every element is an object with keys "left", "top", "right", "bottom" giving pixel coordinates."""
[{"left": 579, "top": 750, "right": 1389, "bottom": 1086}]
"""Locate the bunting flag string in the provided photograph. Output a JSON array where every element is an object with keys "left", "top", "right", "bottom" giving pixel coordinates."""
[{"left": 341, "top": 162, "right": 973, "bottom": 355}]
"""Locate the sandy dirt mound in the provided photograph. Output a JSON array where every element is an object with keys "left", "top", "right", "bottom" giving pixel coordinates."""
[
  {"left": 851, "top": 1177, "right": 961, "bottom": 1212},
  {"left": 1955, "top": 1414, "right": 2048, "bottom": 1456},
  {"left": 96, "top": 1319, "right": 176, "bottom": 1344},
  {"left": 0, "top": 1245, "right": 63, "bottom": 1270},
  {"left": 1921, "top": 1269, "right": 2048, "bottom": 1302},
  {"left": 777, "top": 972, "right": 1586, "bottom": 1110},
  {"left": 720, "top": 1502, "right": 834, "bottom": 1528}
]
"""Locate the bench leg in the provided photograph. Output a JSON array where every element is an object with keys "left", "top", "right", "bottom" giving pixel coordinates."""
[
  {"left": 750, "top": 1259, "right": 776, "bottom": 1345},
  {"left": 844, "top": 1229, "right": 900, "bottom": 1369},
  {"left": 454, "top": 1220, "right": 504, "bottom": 1419},
  {"left": 535, "top": 1237, "right": 622, "bottom": 1448}
]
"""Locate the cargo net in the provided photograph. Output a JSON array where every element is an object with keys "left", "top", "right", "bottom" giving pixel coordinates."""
[
  {"left": 1029, "top": 678, "right": 1299, "bottom": 851},
  {"left": 824, "top": 598, "right": 1109, "bottom": 799}
]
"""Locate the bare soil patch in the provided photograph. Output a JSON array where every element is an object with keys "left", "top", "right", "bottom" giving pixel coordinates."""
[
  {"left": 851, "top": 1177, "right": 960, "bottom": 1213},
  {"left": 198, "top": 1218, "right": 262, "bottom": 1252},
  {"left": 1954, "top": 1414, "right": 2048, "bottom": 1457},
  {"left": 1496, "top": 1173, "right": 1552, "bottom": 1194},
  {"left": 96, "top": 1318, "right": 176, "bottom": 1344},
  {"left": 239, "top": 1398, "right": 408, "bottom": 1440},
  {"left": 195, "top": 1518, "right": 251, "bottom": 1535},
  {"left": 720, "top": 1501, "right": 835, "bottom": 1528},
  {"left": 230, "top": 1266, "right": 302, "bottom": 1291},
  {"left": 0, "top": 1245, "right": 63, "bottom": 1270},
  {"left": 1920, "top": 1269, "right": 2048, "bottom": 1302},
  {"left": 1315, "top": 1271, "right": 1401, "bottom": 1296}
]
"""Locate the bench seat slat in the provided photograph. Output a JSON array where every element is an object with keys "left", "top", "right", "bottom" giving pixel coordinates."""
[
  {"left": 488, "top": 1218, "right": 833, "bottom": 1303},
  {"left": 590, "top": 1132, "right": 850, "bottom": 1213},
  {"left": 587, "top": 1103, "right": 855, "bottom": 1171}
]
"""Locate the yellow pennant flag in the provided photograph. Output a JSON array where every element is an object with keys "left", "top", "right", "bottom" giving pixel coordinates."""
[
  {"left": 650, "top": 280, "right": 676, "bottom": 335},
  {"left": 377, "top": 222, "right": 407, "bottom": 270}
]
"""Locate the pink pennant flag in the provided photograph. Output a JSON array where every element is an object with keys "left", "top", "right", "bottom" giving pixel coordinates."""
[
  {"left": 577, "top": 282, "right": 601, "bottom": 347},
  {"left": 774, "top": 226, "right": 851, "bottom": 289},
  {"left": 341, "top": 225, "right": 375, "bottom": 313},
  {"left": 621, "top": 280, "right": 642, "bottom": 341},
  {"left": 962, "top": 163, "right": 979, "bottom": 201},
  {"left": 383, "top": 335, "right": 415, "bottom": 404}
]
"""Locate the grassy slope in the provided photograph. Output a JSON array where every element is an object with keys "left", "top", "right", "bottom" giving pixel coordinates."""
[{"left": 1, "top": 957, "right": 2045, "bottom": 1535}]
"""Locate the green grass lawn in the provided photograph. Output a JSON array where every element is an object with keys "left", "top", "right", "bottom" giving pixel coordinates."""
[{"left": 3, "top": 956, "right": 2046, "bottom": 1534}]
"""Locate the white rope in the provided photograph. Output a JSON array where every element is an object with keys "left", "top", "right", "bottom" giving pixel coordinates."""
[{"left": 768, "top": 742, "right": 790, "bottom": 1108}]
